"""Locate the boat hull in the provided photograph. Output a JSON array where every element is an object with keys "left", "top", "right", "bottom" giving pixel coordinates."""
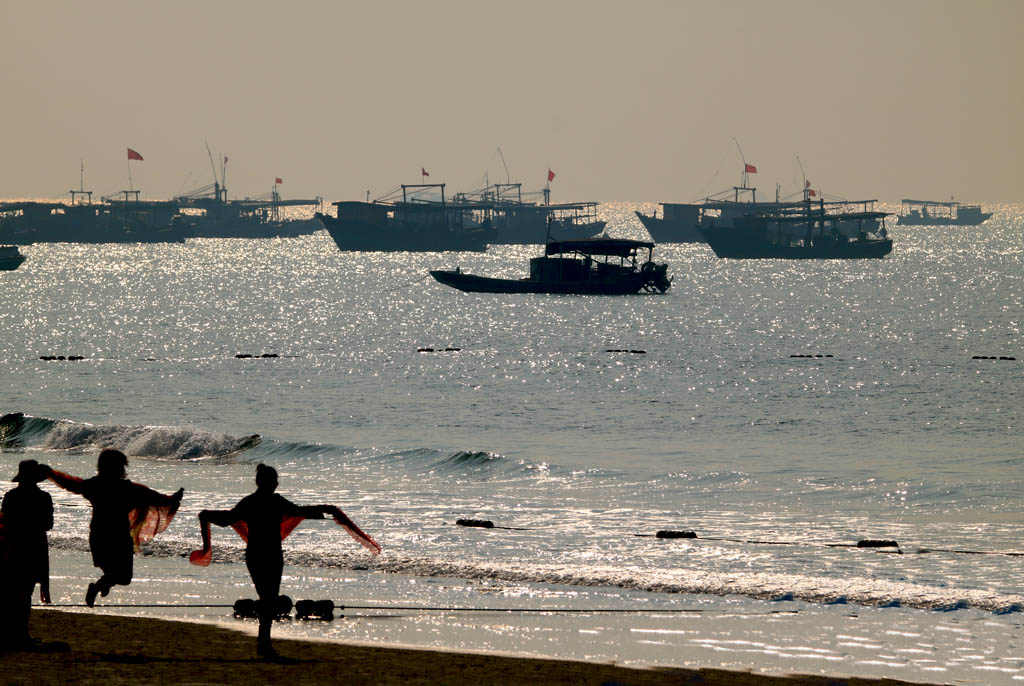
[
  {"left": 186, "top": 217, "right": 321, "bottom": 238},
  {"left": 635, "top": 211, "right": 703, "bottom": 243},
  {"left": 430, "top": 270, "right": 655, "bottom": 295},
  {"left": 701, "top": 233, "right": 893, "bottom": 259},
  {"left": 0, "top": 253, "right": 25, "bottom": 271},
  {"left": 896, "top": 213, "right": 992, "bottom": 226},
  {"left": 317, "top": 213, "right": 493, "bottom": 252},
  {"left": 493, "top": 220, "right": 605, "bottom": 245}
]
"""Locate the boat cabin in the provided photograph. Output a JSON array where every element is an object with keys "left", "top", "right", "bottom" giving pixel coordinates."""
[{"left": 531, "top": 238, "right": 655, "bottom": 281}]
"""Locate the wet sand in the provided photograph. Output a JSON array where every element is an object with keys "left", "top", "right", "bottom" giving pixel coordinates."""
[{"left": 0, "top": 609, "right": 934, "bottom": 686}]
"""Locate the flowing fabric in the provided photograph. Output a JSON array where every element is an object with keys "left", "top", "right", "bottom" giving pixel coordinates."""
[
  {"left": 189, "top": 506, "right": 380, "bottom": 566},
  {"left": 47, "top": 469, "right": 181, "bottom": 552}
]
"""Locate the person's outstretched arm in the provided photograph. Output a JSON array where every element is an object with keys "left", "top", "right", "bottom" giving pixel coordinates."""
[
  {"left": 43, "top": 466, "right": 86, "bottom": 495},
  {"left": 198, "top": 508, "right": 240, "bottom": 528}
]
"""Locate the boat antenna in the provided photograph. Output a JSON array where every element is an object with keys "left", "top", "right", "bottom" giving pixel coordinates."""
[
  {"left": 497, "top": 146, "right": 511, "bottom": 184},
  {"left": 797, "top": 155, "right": 808, "bottom": 201},
  {"left": 732, "top": 137, "right": 748, "bottom": 187},
  {"left": 205, "top": 142, "right": 221, "bottom": 200}
]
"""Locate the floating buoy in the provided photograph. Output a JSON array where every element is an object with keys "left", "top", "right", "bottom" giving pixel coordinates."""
[
  {"left": 857, "top": 539, "right": 899, "bottom": 548},
  {"left": 233, "top": 598, "right": 258, "bottom": 619},
  {"left": 444, "top": 347, "right": 461, "bottom": 352},
  {"left": 418, "top": 348, "right": 434, "bottom": 353},
  {"left": 260, "top": 353, "right": 279, "bottom": 358},
  {"left": 629, "top": 350, "right": 647, "bottom": 354},
  {"left": 790, "top": 354, "right": 834, "bottom": 358},
  {"left": 655, "top": 530, "right": 697, "bottom": 539},
  {"left": 295, "top": 599, "right": 335, "bottom": 620},
  {"left": 235, "top": 353, "right": 253, "bottom": 359},
  {"left": 456, "top": 519, "right": 494, "bottom": 529},
  {"left": 232, "top": 595, "right": 293, "bottom": 619},
  {"left": 606, "top": 349, "right": 646, "bottom": 354}
]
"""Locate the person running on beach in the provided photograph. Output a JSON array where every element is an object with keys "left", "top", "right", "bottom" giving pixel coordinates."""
[
  {"left": 191, "top": 463, "right": 380, "bottom": 658},
  {"left": 45, "top": 449, "right": 183, "bottom": 607},
  {"left": 1, "top": 459, "right": 54, "bottom": 649}
]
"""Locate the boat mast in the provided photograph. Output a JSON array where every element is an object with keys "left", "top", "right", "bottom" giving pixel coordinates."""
[
  {"left": 732, "top": 138, "right": 755, "bottom": 202},
  {"left": 70, "top": 160, "right": 92, "bottom": 205}
]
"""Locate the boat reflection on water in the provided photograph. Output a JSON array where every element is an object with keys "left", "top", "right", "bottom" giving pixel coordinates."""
[{"left": 431, "top": 237, "right": 671, "bottom": 294}]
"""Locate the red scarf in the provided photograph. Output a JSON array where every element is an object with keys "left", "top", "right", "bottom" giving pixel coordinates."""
[
  {"left": 189, "top": 505, "right": 380, "bottom": 566},
  {"left": 48, "top": 469, "right": 180, "bottom": 552}
]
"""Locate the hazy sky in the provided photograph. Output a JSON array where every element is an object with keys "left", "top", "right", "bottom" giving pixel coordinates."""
[{"left": 1, "top": 0, "right": 1020, "bottom": 203}]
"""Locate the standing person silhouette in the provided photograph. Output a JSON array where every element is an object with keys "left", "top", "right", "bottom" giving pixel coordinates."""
[
  {"left": 192, "top": 463, "right": 380, "bottom": 658},
  {"left": 1, "top": 459, "right": 54, "bottom": 649},
  {"left": 45, "top": 449, "right": 183, "bottom": 606}
]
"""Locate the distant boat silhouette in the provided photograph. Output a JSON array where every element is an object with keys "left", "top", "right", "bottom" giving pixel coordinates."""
[
  {"left": 896, "top": 199, "right": 992, "bottom": 226},
  {"left": 316, "top": 183, "right": 496, "bottom": 252}
]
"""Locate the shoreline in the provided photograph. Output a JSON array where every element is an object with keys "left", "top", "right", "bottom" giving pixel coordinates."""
[{"left": 2, "top": 609, "right": 935, "bottom": 686}]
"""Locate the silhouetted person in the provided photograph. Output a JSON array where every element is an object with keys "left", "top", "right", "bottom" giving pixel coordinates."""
[
  {"left": 2, "top": 459, "right": 53, "bottom": 607},
  {"left": 1, "top": 460, "right": 54, "bottom": 649},
  {"left": 46, "top": 449, "right": 183, "bottom": 607},
  {"left": 196, "top": 464, "right": 340, "bottom": 657}
]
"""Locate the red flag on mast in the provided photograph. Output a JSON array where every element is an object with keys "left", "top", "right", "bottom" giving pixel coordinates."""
[
  {"left": 127, "top": 148, "right": 144, "bottom": 161},
  {"left": 421, "top": 167, "right": 429, "bottom": 177},
  {"left": 547, "top": 169, "right": 556, "bottom": 182},
  {"left": 744, "top": 163, "right": 756, "bottom": 174},
  {"left": 275, "top": 177, "right": 283, "bottom": 185}
]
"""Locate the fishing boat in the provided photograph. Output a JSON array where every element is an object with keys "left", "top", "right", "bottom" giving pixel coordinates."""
[
  {"left": 430, "top": 237, "right": 672, "bottom": 294},
  {"left": 0, "top": 245, "right": 26, "bottom": 270},
  {"left": 0, "top": 190, "right": 188, "bottom": 244},
  {"left": 316, "top": 183, "right": 497, "bottom": 252},
  {"left": 698, "top": 199, "right": 892, "bottom": 259},
  {"left": 896, "top": 199, "right": 992, "bottom": 226},
  {"left": 175, "top": 182, "right": 322, "bottom": 238},
  {"left": 454, "top": 183, "right": 605, "bottom": 244},
  {"left": 637, "top": 163, "right": 880, "bottom": 243}
]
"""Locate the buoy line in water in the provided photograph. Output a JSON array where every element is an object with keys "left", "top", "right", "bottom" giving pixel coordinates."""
[{"left": 456, "top": 520, "right": 1024, "bottom": 556}]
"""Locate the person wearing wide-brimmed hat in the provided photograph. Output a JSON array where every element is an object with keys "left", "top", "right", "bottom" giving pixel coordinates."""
[{"left": 1, "top": 459, "right": 54, "bottom": 649}]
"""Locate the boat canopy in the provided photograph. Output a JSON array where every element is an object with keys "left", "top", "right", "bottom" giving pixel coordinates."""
[
  {"left": 545, "top": 237, "right": 653, "bottom": 258},
  {"left": 901, "top": 199, "right": 964, "bottom": 208}
]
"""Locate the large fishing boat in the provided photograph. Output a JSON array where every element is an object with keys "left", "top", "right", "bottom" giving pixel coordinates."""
[
  {"left": 316, "top": 183, "right": 497, "bottom": 252},
  {"left": 896, "top": 199, "right": 992, "bottom": 226},
  {"left": 454, "top": 183, "right": 605, "bottom": 244},
  {"left": 0, "top": 190, "right": 189, "bottom": 244},
  {"left": 430, "top": 237, "right": 671, "bottom": 294},
  {"left": 175, "top": 182, "right": 322, "bottom": 238},
  {"left": 698, "top": 199, "right": 892, "bottom": 259},
  {"left": 637, "top": 163, "right": 880, "bottom": 243},
  {"left": 0, "top": 245, "right": 26, "bottom": 270}
]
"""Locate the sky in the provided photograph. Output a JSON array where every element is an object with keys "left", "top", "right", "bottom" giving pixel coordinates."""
[{"left": 1, "top": 0, "right": 1020, "bottom": 203}]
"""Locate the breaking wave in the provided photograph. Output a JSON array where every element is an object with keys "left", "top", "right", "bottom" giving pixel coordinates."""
[{"left": 0, "top": 412, "right": 260, "bottom": 460}]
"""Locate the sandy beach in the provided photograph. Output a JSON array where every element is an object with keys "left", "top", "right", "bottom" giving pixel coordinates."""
[{"left": 0, "top": 609, "right": 935, "bottom": 686}]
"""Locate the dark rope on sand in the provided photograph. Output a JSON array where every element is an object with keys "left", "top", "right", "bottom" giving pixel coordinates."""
[{"left": 35, "top": 602, "right": 799, "bottom": 615}]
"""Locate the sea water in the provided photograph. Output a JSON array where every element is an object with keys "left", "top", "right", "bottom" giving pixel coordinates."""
[{"left": 2, "top": 203, "right": 1022, "bottom": 683}]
